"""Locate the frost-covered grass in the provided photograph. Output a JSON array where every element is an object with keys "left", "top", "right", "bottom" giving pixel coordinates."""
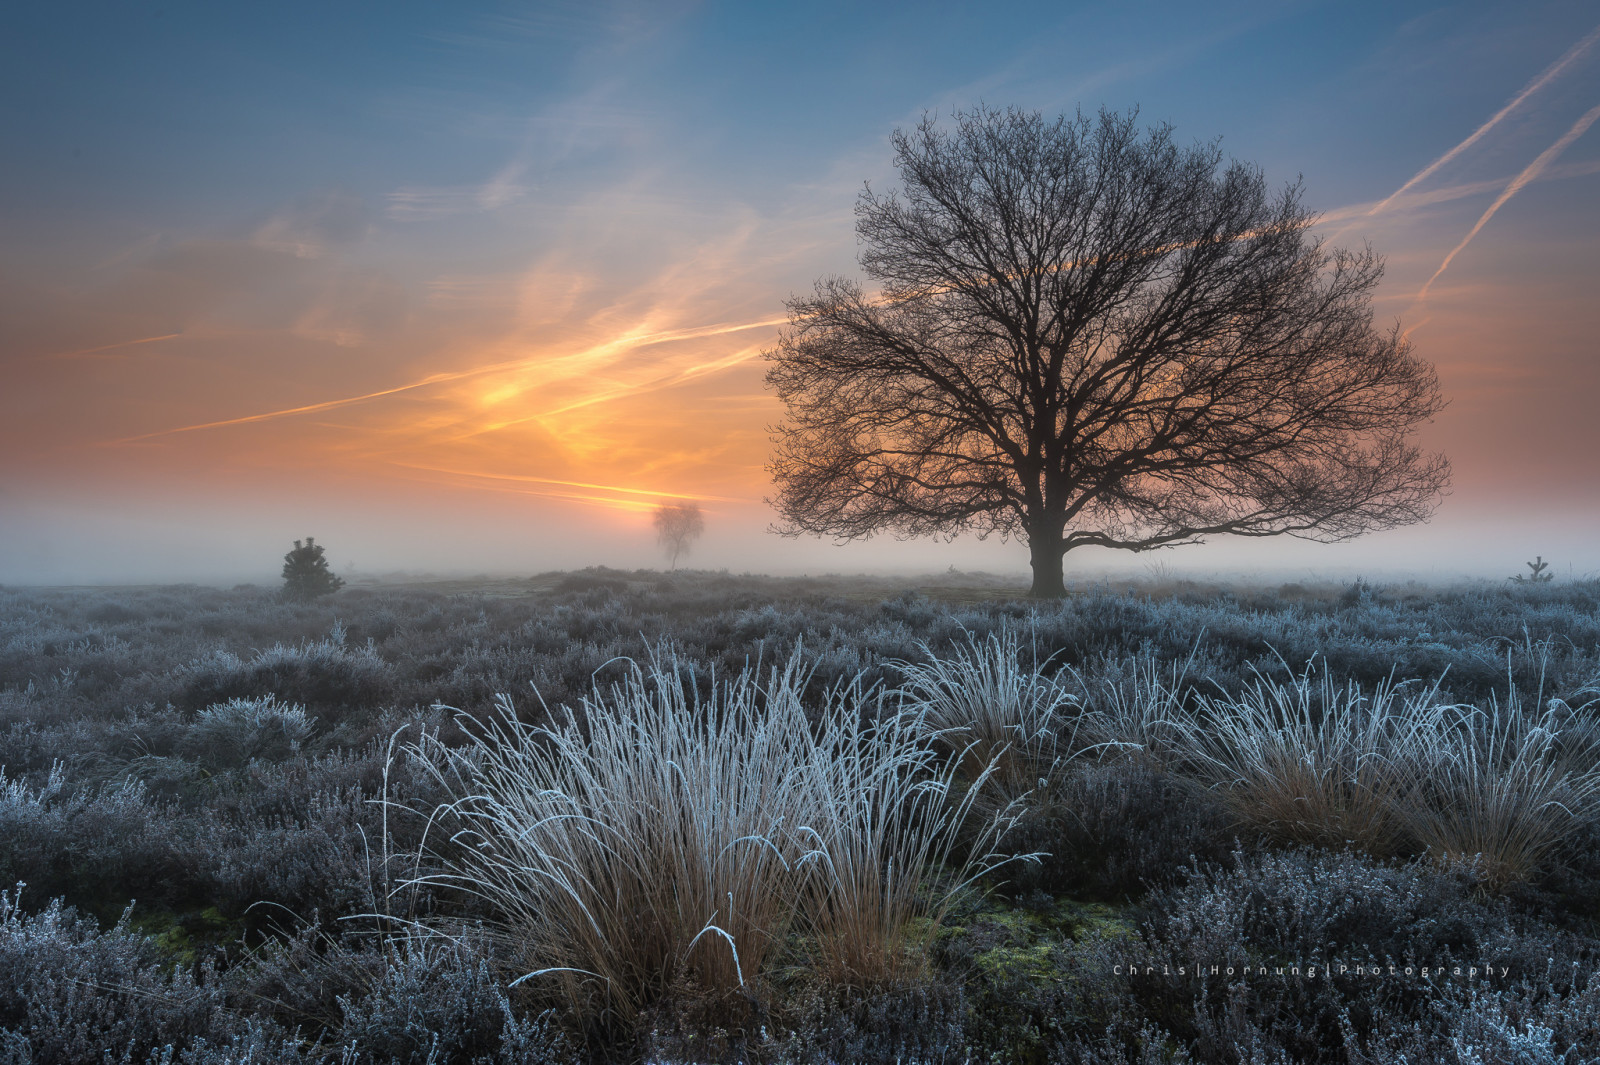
[
  {"left": 410, "top": 650, "right": 1021, "bottom": 1027},
  {"left": 1404, "top": 687, "right": 1600, "bottom": 889},
  {"left": 0, "top": 570, "right": 1598, "bottom": 1062},
  {"left": 897, "top": 628, "right": 1087, "bottom": 809}
]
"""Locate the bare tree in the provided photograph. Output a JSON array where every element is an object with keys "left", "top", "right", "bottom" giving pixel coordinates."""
[
  {"left": 653, "top": 500, "right": 705, "bottom": 570},
  {"left": 766, "top": 107, "right": 1449, "bottom": 597}
]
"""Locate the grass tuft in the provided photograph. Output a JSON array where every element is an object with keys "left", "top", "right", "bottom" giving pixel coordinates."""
[
  {"left": 1402, "top": 687, "right": 1600, "bottom": 889},
  {"left": 407, "top": 647, "right": 1023, "bottom": 1032},
  {"left": 1166, "top": 660, "right": 1452, "bottom": 857},
  {"left": 897, "top": 627, "right": 1083, "bottom": 806}
]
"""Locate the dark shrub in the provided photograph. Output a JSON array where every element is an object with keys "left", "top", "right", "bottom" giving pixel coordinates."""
[
  {"left": 180, "top": 638, "right": 396, "bottom": 723},
  {"left": 776, "top": 979, "right": 968, "bottom": 1065},
  {"left": 1006, "top": 757, "right": 1235, "bottom": 902}
]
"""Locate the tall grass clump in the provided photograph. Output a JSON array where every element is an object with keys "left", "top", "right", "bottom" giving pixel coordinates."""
[
  {"left": 1081, "top": 647, "right": 1202, "bottom": 761},
  {"left": 792, "top": 690, "right": 1025, "bottom": 989},
  {"left": 407, "top": 647, "right": 1021, "bottom": 1034},
  {"left": 1402, "top": 687, "right": 1600, "bottom": 889},
  {"left": 1168, "top": 660, "right": 1454, "bottom": 857},
  {"left": 897, "top": 627, "right": 1082, "bottom": 805}
]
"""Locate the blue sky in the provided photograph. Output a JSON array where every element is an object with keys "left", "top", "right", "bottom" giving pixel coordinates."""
[{"left": 3, "top": 1, "right": 1598, "bottom": 582}]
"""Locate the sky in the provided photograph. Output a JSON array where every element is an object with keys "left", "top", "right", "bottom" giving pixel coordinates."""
[{"left": 2, "top": 0, "right": 1598, "bottom": 585}]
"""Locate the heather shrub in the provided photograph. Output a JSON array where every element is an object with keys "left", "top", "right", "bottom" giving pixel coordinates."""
[
  {"left": 1124, "top": 847, "right": 1596, "bottom": 1062},
  {"left": 181, "top": 634, "right": 396, "bottom": 723},
  {"left": 1445, "top": 970, "right": 1600, "bottom": 1064},
  {"left": 334, "top": 935, "right": 568, "bottom": 1065},
  {"left": 1009, "top": 757, "right": 1233, "bottom": 900},
  {"left": 770, "top": 978, "right": 968, "bottom": 1065},
  {"left": 0, "top": 766, "right": 193, "bottom": 919},
  {"left": 0, "top": 888, "right": 229, "bottom": 1063},
  {"left": 206, "top": 789, "right": 382, "bottom": 923},
  {"left": 185, "top": 696, "right": 317, "bottom": 769},
  {"left": 149, "top": 1021, "right": 341, "bottom": 1064}
]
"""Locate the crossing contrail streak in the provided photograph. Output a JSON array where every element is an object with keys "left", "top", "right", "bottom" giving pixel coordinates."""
[
  {"left": 395, "top": 464, "right": 747, "bottom": 503},
  {"left": 51, "top": 333, "right": 184, "bottom": 359},
  {"left": 1418, "top": 100, "right": 1600, "bottom": 299},
  {"left": 1369, "top": 21, "right": 1600, "bottom": 219},
  {"left": 111, "top": 315, "right": 787, "bottom": 442}
]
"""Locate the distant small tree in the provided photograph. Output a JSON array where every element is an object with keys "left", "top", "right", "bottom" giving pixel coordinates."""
[
  {"left": 281, "top": 537, "right": 345, "bottom": 600},
  {"left": 652, "top": 502, "right": 705, "bottom": 570}
]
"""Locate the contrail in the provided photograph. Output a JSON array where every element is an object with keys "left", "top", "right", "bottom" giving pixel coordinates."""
[
  {"left": 1369, "top": 21, "right": 1600, "bottom": 218},
  {"left": 1418, "top": 99, "right": 1600, "bottom": 299},
  {"left": 113, "top": 372, "right": 473, "bottom": 441},
  {"left": 536, "top": 346, "right": 764, "bottom": 419},
  {"left": 396, "top": 464, "right": 746, "bottom": 503},
  {"left": 112, "top": 316, "right": 787, "bottom": 442},
  {"left": 427, "top": 344, "right": 770, "bottom": 445},
  {"left": 52, "top": 333, "right": 183, "bottom": 358},
  {"left": 1316, "top": 159, "right": 1600, "bottom": 226}
]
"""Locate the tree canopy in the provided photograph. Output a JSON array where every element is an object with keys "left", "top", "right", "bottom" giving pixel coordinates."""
[{"left": 766, "top": 107, "right": 1449, "bottom": 596}]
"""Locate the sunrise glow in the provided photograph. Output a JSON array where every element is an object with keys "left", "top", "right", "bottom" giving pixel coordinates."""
[{"left": 4, "top": 2, "right": 1598, "bottom": 582}]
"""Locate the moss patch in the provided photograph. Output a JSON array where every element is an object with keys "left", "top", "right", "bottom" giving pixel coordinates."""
[
  {"left": 932, "top": 893, "right": 1139, "bottom": 1064},
  {"left": 129, "top": 904, "right": 238, "bottom": 968}
]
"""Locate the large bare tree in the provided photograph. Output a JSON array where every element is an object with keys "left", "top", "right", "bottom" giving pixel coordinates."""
[{"left": 766, "top": 107, "right": 1449, "bottom": 597}]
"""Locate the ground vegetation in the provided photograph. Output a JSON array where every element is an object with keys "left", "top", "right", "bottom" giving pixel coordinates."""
[{"left": 0, "top": 570, "right": 1597, "bottom": 1062}]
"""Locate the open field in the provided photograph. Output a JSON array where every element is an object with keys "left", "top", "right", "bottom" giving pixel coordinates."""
[{"left": 3, "top": 571, "right": 1599, "bottom": 1063}]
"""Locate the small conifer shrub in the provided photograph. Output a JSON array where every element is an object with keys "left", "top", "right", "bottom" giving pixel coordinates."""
[
  {"left": 281, "top": 536, "right": 345, "bottom": 601},
  {"left": 1512, "top": 555, "right": 1555, "bottom": 583}
]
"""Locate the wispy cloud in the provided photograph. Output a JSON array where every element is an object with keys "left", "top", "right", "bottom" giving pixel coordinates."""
[
  {"left": 386, "top": 181, "right": 530, "bottom": 220},
  {"left": 398, "top": 464, "right": 746, "bottom": 504},
  {"left": 1418, "top": 100, "right": 1600, "bottom": 299}
]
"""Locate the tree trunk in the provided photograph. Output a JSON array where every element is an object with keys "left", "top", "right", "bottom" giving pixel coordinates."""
[{"left": 1027, "top": 524, "right": 1067, "bottom": 598}]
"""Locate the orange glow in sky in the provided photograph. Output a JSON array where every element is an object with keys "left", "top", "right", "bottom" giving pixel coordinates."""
[{"left": 3, "top": 3, "right": 1598, "bottom": 581}]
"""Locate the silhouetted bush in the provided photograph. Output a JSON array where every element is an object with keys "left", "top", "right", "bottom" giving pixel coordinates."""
[{"left": 281, "top": 538, "right": 345, "bottom": 602}]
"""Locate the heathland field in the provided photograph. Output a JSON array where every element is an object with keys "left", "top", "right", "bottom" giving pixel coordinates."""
[{"left": 3, "top": 571, "right": 1600, "bottom": 1063}]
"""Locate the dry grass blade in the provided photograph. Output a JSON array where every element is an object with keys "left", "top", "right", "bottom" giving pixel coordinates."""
[
  {"left": 1079, "top": 643, "right": 1206, "bottom": 762},
  {"left": 793, "top": 686, "right": 1028, "bottom": 988},
  {"left": 897, "top": 627, "right": 1084, "bottom": 804}
]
